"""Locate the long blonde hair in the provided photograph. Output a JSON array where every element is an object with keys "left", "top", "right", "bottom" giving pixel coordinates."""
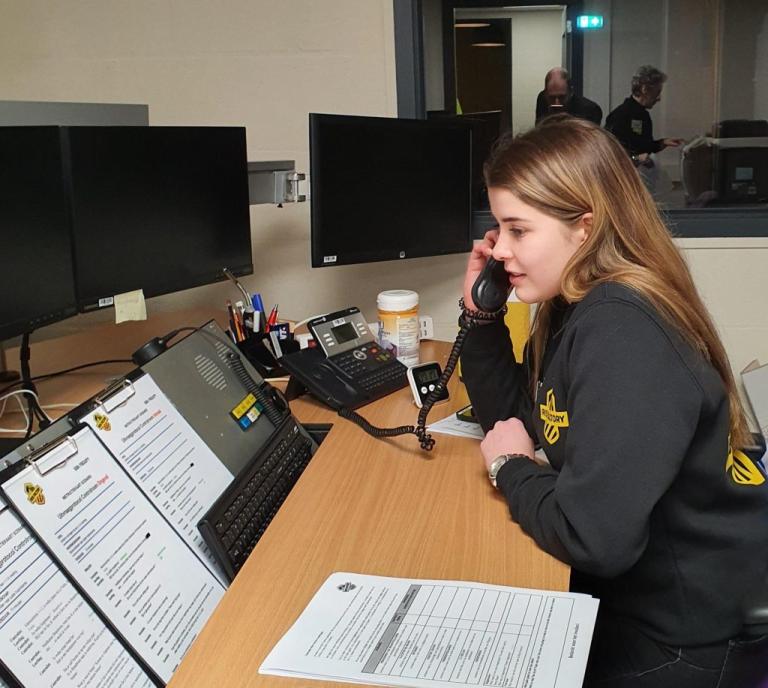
[{"left": 484, "top": 115, "right": 750, "bottom": 447}]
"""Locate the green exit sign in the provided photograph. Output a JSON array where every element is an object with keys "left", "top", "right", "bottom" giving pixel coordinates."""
[{"left": 576, "top": 15, "right": 604, "bottom": 29}]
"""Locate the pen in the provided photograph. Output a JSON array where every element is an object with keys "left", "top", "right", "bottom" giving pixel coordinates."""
[
  {"left": 266, "top": 304, "right": 279, "bottom": 331},
  {"left": 226, "top": 300, "right": 240, "bottom": 342},
  {"left": 252, "top": 293, "right": 266, "bottom": 333}
]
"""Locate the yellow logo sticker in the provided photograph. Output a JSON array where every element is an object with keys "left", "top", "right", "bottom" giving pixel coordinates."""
[
  {"left": 539, "top": 389, "right": 569, "bottom": 445},
  {"left": 24, "top": 482, "right": 45, "bottom": 505},
  {"left": 726, "top": 448, "right": 765, "bottom": 486},
  {"left": 93, "top": 412, "right": 111, "bottom": 432}
]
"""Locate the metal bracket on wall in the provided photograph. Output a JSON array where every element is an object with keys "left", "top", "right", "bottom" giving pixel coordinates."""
[{"left": 247, "top": 160, "right": 306, "bottom": 205}]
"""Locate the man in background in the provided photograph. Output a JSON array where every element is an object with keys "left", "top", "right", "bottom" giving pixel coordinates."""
[
  {"left": 535, "top": 67, "right": 602, "bottom": 125},
  {"left": 606, "top": 65, "right": 684, "bottom": 166}
]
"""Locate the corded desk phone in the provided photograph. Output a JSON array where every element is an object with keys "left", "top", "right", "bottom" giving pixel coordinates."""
[
  {"left": 280, "top": 258, "right": 512, "bottom": 451},
  {"left": 279, "top": 307, "right": 408, "bottom": 410}
]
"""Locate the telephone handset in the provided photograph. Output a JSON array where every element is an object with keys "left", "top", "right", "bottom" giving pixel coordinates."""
[{"left": 471, "top": 257, "right": 512, "bottom": 313}]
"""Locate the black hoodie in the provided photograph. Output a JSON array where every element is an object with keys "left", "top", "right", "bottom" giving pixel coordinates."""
[{"left": 461, "top": 282, "right": 768, "bottom": 644}]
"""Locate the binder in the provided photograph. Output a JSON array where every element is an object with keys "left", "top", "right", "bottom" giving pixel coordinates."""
[
  {"left": 72, "top": 370, "right": 234, "bottom": 585},
  {"left": 0, "top": 443, "right": 157, "bottom": 687},
  {"left": 0, "top": 320, "right": 292, "bottom": 686},
  {"left": 0, "top": 423, "right": 225, "bottom": 685}
]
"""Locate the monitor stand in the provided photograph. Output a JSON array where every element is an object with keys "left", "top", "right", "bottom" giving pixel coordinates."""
[{"left": 0, "top": 344, "right": 20, "bottom": 383}]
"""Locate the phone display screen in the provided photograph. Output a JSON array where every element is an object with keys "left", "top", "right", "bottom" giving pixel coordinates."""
[{"left": 331, "top": 322, "right": 358, "bottom": 344}]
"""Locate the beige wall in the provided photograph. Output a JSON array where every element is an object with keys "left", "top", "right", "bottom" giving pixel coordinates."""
[{"left": 2, "top": 2, "right": 767, "bottom": 420}]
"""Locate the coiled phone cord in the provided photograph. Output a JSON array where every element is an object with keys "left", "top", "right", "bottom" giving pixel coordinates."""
[{"left": 338, "top": 300, "right": 507, "bottom": 452}]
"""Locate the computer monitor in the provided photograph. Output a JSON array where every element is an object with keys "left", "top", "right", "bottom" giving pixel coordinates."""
[
  {"left": 0, "top": 126, "right": 78, "bottom": 341},
  {"left": 427, "top": 110, "right": 502, "bottom": 211},
  {"left": 309, "top": 113, "right": 472, "bottom": 268},
  {"left": 66, "top": 126, "right": 253, "bottom": 311},
  {"left": 715, "top": 145, "right": 768, "bottom": 204}
]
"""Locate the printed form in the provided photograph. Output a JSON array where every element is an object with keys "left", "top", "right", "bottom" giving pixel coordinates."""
[
  {"left": 261, "top": 572, "right": 598, "bottom": 688},
  {"left": 77, "top": 373, "right": 232, "bottom": 585},
  {"left": 0, "top": 426, "right": 226, "bottom": 684},
  {"left": 0, "top": 496, "right": 152, "bottom": 688}
]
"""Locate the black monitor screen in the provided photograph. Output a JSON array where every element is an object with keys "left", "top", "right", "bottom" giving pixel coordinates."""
[
  {"left": 67, "top": 126, "right": 253, "bottom": 310},
  {"left": 309, "top": 114, "right": 472, "bottom": 268},
  {"left": 0, "top": 127, "right": 77, "bottom": 340}
]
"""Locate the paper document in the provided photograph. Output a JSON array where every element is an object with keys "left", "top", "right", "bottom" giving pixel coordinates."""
[
  {"left": 78, "top": 373, "right": 233, "bottom": 584},
  {"left": 0, "top": 496, "right": 153, "bottom": 688},
  {"left": 261, "top": 572, "right": 598, "bottom": 688},
  {"left": 0, "top": 426, "right": 226, "bottom": 683},
  {"left": 427, "top": 414, "right": 484, "bottom": 440}
]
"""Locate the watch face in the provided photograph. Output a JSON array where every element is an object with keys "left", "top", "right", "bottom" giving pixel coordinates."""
[
  {"left": 489, "top": 455, "right": 511, "bottom": 478},
  {"left": 416, "top": 367, "right": 440, "bottom": 384}
]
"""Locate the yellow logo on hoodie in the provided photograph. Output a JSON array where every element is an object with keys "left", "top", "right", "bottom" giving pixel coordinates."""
[{"left": 540, "top": 389, "right": 569, "bottom": 445}]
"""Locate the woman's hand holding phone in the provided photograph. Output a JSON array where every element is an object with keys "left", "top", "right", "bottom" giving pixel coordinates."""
[{"left": 463, "top": 228, "right": 499, "bottom": 311}]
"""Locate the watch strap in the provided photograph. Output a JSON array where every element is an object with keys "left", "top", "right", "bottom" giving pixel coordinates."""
[{"left": 488, "top": 453, "right": 529, "bottom": 488}]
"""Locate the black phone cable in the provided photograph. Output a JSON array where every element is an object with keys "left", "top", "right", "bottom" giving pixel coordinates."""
[
  {"left": 19, "top": 333, "right": 51, "bottom": 438},
  {"left": 336, "top": 300, "right": 507, "bottom": 452}
]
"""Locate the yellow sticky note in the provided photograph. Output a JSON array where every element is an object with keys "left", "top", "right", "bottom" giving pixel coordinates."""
[{"left": 114, "top": 289, "right": 147, "bottom": 323}]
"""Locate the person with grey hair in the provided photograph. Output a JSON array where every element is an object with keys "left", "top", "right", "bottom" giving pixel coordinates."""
[
  {"left": 535, "top": 67, "right": 602, "bottom": 124},
  {"left": 605, "top": 65, "right": 684, "bottom": 166}
]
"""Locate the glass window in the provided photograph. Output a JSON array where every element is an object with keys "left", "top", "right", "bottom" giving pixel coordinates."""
[{"left": 396, "top": 0, "right": 768, "bottom": 235}]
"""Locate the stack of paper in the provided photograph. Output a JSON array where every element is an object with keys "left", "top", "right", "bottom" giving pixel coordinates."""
[
  {"left": 261, "top": 572, "right": 598, "bottom": 688},
  {"left": 427, "top": 414, "right": 484, "bottom": 440}
]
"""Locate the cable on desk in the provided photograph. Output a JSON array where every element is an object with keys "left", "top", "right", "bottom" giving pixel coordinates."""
[
  {"left": 0, "top": 390, "right": 32, "bottom": 433},
  {"left": 332, "top": 302, "right": 505, "bottom": 452},
  {"left": 0, "top": 359, "right": 133, "bottom": 397}
]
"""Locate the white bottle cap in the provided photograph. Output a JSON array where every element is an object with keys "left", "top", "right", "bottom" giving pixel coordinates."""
[{"left": 377, "top": 289, "right": 419, "bottom": 312}]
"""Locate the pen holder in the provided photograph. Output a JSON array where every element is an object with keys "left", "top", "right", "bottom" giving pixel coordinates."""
[{"left": 232, "top": 332, "right": 299, "bottom": 379}]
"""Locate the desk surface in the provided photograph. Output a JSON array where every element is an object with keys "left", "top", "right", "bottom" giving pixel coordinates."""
[
  {"left": 169, "top": 349, "right": 569, "bottom": 687},
  {"left": 4, "top": 313, "right": 569, "bottom": 688}
]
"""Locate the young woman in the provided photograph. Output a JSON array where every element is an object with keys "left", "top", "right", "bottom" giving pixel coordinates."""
[{"left": 459, "top": 116, "right": 768, "bottom": 687}]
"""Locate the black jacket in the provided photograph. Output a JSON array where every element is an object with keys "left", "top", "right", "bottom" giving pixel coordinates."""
[
  {"left": 535, "top": 91, "right": 602, "bottom": 125},
  {"left": 605, "top": 96, "right": 663, "bottom": 155},
  {"left": 460, "top": 282, "right": 768, "bottom": 645}
]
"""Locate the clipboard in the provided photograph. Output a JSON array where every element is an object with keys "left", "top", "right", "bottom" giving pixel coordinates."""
[
  {"left": 0, "top": 426, "right": 162, "bottom": 687},
  {"left": 72, "top": 368, "right": 233, "bottom": 585},
  {"left": 0, "top": 423, "right": 225, "bottom": 685}
]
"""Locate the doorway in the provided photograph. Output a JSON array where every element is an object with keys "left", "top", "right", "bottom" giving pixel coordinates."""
[{"left": 450, "top": 6, "right": 567, "bottom": 133}]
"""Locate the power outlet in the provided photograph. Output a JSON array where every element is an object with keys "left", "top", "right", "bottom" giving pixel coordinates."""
[{"left": 419, "top": 315, "right": 434, "bottom": 340}]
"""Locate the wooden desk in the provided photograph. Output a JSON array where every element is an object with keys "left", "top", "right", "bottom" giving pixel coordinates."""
[
  {"left": 169, "top": 339, "right": 569, "bottom": 688},
  {"left": 3, "top": 316, "right": 569, "bottom": 687}
]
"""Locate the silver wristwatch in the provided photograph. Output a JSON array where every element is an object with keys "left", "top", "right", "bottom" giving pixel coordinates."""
[{"left": 488, "top": 453, "right": 528, "bottom": 488}]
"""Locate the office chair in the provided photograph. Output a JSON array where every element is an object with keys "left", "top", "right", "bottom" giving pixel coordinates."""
[{"left": 742, "top": 579, "right": 768, "bottom": 637}]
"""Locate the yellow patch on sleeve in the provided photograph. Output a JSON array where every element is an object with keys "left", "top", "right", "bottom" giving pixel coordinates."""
[{"left": 726, "top": 449, "right": 766, "bottom": 486}]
